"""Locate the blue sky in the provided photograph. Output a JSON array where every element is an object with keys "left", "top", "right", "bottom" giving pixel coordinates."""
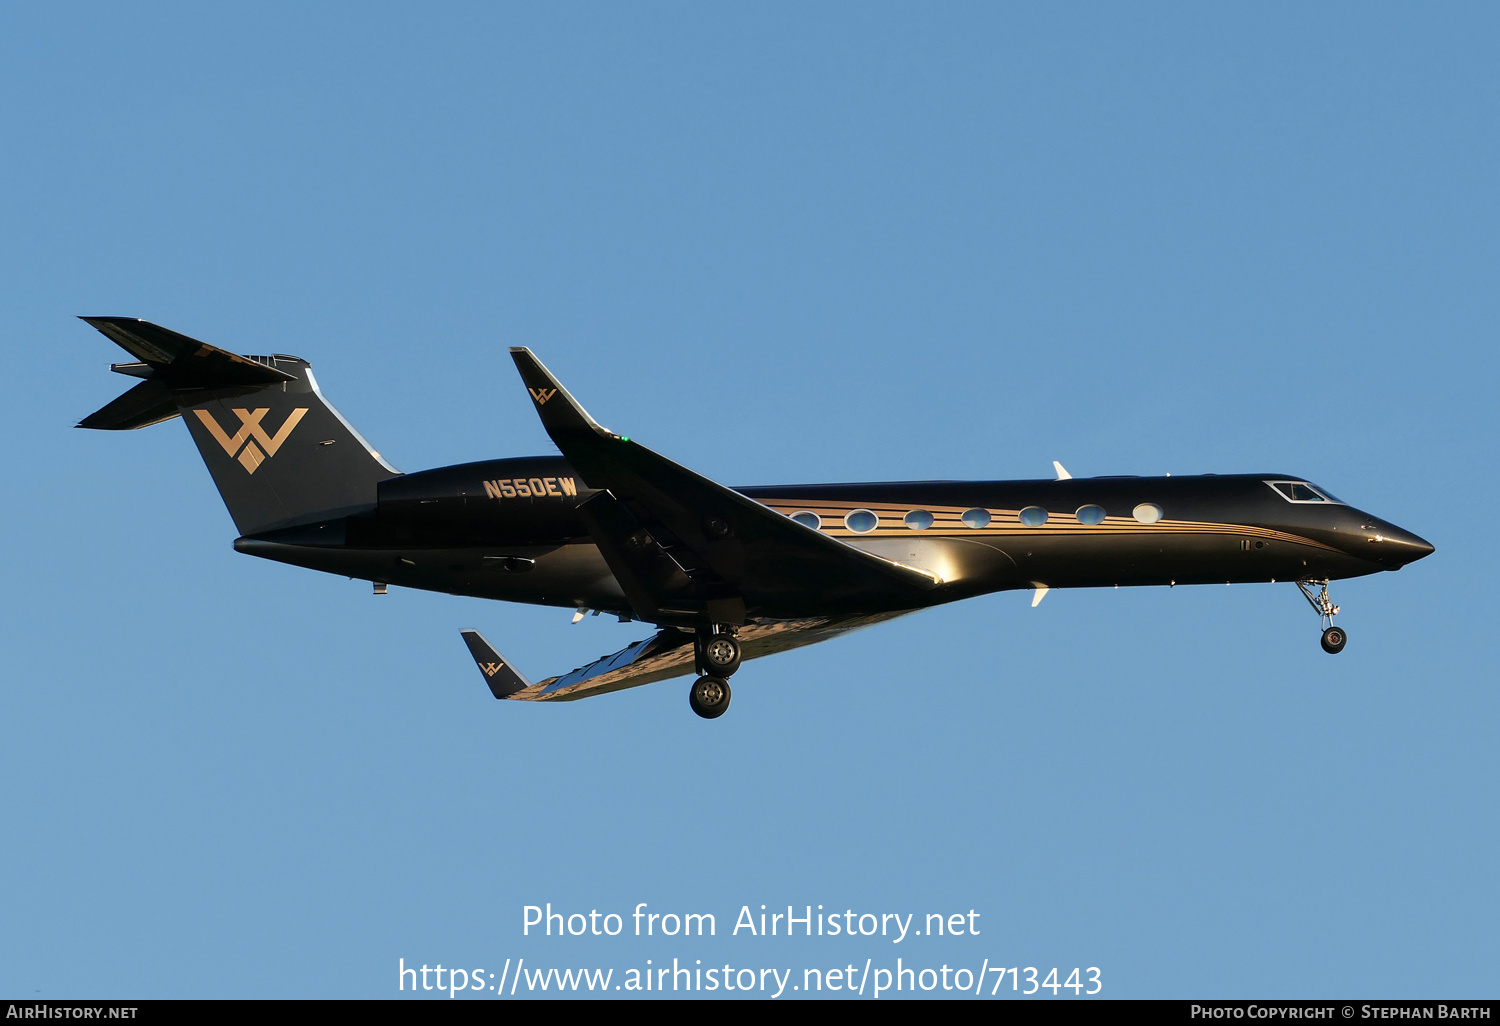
[{"left": 1, "top": 2, "right": 1495, "bottom": 999}]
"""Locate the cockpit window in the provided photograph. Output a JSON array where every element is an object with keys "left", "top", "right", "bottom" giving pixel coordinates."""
[{"left": 1265, "top": 481, "right": 1345, "bottom": 504}]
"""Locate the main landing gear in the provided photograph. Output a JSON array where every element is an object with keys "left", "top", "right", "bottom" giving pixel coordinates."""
[
  {"left": 689, "top": 675, "right": 731, "bottom": 719},
  {"left": 1297, "top": 578, "right": 1347, "bottom": 654},
  {"left": 689, "top": 627, "right": 742, "bottom": 719}
]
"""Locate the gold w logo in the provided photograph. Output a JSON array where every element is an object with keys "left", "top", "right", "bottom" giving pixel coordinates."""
[
  {"left": 528, "top": 387, "right": 557, "bottom": 406},
  {"left": 479, "top": 662, "right": 504, "bottom": 677},
  {"left": 192, "top": 407, "right": 309, "bottom": 474}
]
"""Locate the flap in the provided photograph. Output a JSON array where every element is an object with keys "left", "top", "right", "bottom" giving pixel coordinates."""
[{"left": 491, "top": 612, "right": 909, "bottom": 703}]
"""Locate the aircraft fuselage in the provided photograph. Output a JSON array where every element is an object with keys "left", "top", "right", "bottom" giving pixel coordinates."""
[{"left": 236, "top": 455, "right": 1432, "bottom": 621}]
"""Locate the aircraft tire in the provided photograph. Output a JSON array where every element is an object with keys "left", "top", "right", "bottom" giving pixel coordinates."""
[
  {"left": 701, "top": 635, "right": 742, "bottom": 677},
  {"left": 1320, "top": 626, "right": 1347, "bottom": 654},
  {"left": 689, "top": 676, "right": 732, "bottom": 719}
]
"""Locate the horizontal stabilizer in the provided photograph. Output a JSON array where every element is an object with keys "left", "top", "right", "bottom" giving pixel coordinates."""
[
  {"left": 80, "top": 317, "right": 295, "bottom": 389},
  {"left": 79, "top": 317, "right": 297, "bottom": 431},
  {"left": 459, "top": 630, "right": 533, "bottom": 699},
  {"left": 77, "top": 377, "right": 180, "bottom": 430}
]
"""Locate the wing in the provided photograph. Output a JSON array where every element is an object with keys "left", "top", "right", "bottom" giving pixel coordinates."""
[
  {"left": 508, "top": 348, "right": 940, "bottom": 625},
  {"left": 460, "top": 613, "right": 908, "bottom": 703}
]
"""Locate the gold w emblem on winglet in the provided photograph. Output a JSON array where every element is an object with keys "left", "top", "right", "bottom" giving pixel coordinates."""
[
  {"left": 192, "top": 407, "right": 309, "bottom": 474},
  {"left": 479, "top": 662, "right": 504, "bottom": 677},
  {"left": 528, "top": 387, "right": 558, "bottom": 405}
]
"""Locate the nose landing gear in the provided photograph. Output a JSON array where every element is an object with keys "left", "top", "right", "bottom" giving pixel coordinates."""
[
  {"left": 1320, "top": 625, "right": 1347, "bottom": 654},
  {"left": 1297, "top": 578, "right": 1347, "bottom": 654}
]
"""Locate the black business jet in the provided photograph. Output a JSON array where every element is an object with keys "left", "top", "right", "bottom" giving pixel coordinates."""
[{"left": 78, "top": 318, "right": 1434, "bottom": 718}]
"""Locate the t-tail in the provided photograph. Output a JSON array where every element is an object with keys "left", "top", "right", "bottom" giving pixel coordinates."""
[{"left": 77, "top": 317, "right": 400, "bottom": 535}]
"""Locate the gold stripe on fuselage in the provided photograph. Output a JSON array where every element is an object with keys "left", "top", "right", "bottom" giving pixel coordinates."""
[{"left": 755, "top": 499, "right": 1341, "bottom": 554}]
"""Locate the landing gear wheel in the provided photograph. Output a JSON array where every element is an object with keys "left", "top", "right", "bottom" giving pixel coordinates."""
[
  {"left": 1299, "top": 579, "right": 1347, "bottom": 655},
  {"left": 701, "top": 635, "right": 742, "bottom": 677},
  {"left": 689, "top": 676, "right": 732, "bottom": 719},
  {"left": 1321, "top": 626, "right": 1347, "bottom": 654}
]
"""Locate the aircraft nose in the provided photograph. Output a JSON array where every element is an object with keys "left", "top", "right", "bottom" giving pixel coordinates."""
[{"left": 1365, "top": 523, "right": 1435, "bottom": 567}]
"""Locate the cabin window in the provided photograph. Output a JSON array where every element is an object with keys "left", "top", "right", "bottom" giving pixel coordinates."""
[
  {"left": 1133, "top": 503, "right": 1164, "bottom": 524},
  {"left": 904, "top": 510, "right": 934, "bottom": 530},
  {"left": 961, "top": 508, "right": 991, "bottom": 529},
  {"left": 791, "top": 511, "right": 822, "bottom": 530},
  {"left": 1266, "top": 480, "right": 1344, "bottom": 504},
  {"left": 1019, "top": 506, "right": 1048, "bottom": 527},
  {"left": 845, "top": 509, "right": 879, "bottom": 533},
  {"left": 1075, "top": 504, "right": 1106, "bottom": 525}
]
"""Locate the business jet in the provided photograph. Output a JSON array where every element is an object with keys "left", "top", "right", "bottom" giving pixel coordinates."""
[{"left": 79, "top": 318, "right": 1433, "bottom": 718}]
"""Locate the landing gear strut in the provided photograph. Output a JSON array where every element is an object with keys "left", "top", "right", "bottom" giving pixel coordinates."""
[{"left": 1297, "top": 578, "right": 1347, "bottom": 654}]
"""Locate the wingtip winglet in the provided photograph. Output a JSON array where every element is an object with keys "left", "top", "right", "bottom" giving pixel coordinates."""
[
  {"left": 507, "top": 348, "right": 616, "bottom": 443},
  {"left": 459, "top": 629, "right": 533, "bottom": 699}
]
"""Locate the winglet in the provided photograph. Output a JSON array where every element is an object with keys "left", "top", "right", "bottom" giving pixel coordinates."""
[
  {"left": 508, "top": 347, "right": 619, "bottom": 444},
  {"left": 459, "top": 629, "right": 533, "bottom": 699}
]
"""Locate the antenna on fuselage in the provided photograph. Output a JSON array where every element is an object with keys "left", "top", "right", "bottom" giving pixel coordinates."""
[{"left": 1052, "top": 461, "right": 1072, "bottom": 480}]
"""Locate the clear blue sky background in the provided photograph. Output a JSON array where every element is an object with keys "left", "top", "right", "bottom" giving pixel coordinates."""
[{"left": 2, "top": 2, "right": 1494, "bottom": 1000}]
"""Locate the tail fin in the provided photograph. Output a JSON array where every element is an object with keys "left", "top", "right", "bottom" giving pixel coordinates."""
[{"left": 79, "top": 317, "right": 400, "bottom": 535}]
